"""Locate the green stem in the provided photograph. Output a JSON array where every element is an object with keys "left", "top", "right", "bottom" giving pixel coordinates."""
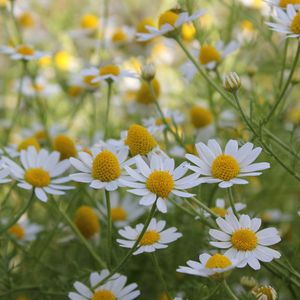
[
  {"left": 227, "top": 187, "right": 238, "bottom": 218},
  {"left": 279, "top": 39, "right": 289, "bottom": 90},
  {"left": 0, "top": 189, "right": 34, "bottom": 234},
  {"left": 67, "top": 92, "right": 86, "bottom": 128},
  {"left": 188, "top": 193, "right": 219, "bottom": 218},
  {"left": 105, "top": 190, "right": 112, "bottom": 268},
  {"left": 223, "top": 280, "right": 239, "bottom": 300},
  {"left": 151, "top": 253, "right": 173, "bottom": 300},
  {"left": 104, "top": 82, "right": 112, "bottom": 140},
  {"left": 92, "top": 202, "right": 157, "bottom": 289}
]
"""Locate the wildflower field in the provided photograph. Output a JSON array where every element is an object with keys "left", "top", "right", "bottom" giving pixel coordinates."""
[{"left": 1, "top": 0, "right": 300, "bottom": 299}]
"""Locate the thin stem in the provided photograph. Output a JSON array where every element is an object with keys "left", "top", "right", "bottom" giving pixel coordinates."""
[
  {"left": 92, "top": 202, "right": 157, "bottom": 289},
  {"left": 227, "top": 187, "right": 238, "bottom": 218},
  {"left": 151, "top": 253, "right": 173, "bottom": 300},
  {"left": 223, "top": 280, "right": 239, "bottom": 300},
  {"left": 53, "top": 199, "right": 107, "bottom": 269},
  {"left": 279, "top": 39, "right": 289, "bottom": 90},
  {"left": 188, "top": 193, "right": 219, "bottom": 218},
  {"left": 105, "top": 190, "right": 112, "bottom": 268},
  {"left": 0, "top": 189, "right": 34, "bottom": 234},
  {"left": 104, "top": 82, "right": 112, "bottom": 140}
]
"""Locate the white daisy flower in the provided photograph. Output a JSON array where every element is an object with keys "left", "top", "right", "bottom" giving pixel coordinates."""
[
  {"left": 136, "top": 9, "right": 204, "bottom": 42},
  {"left": 0, "top": 159, "right": 11, "bottom": 183},
  {"left": 1, "top": 44, "right": 46, "bottom": 61},
  {"left": 203, "top": 198, "right": 246, "bottom": 218},
  {"left": 252, "top": 285, "right": 277, "bottom": 300},
  {"left": 266, "top": 4, "right": 300, "bottom": 38},
  {"left": 121, "top": 154, "right": 201, "bottom": 213},
  {"left": 3, "top": 146, "right": 73, "bottom": 202},
  {"left": 68, "top": 269, "right": 140, "bottom": 300},
  {"left": 185, "top": 139, "right": 270, "bottom": 188},
  {"left": 70, "top": 145, "right": 130, "bottom": 191},
  {"left": 97, "top": 191, "right": 145, "bottom": 227},
  {"left": 209, "top": 213, "right": 281, "bottom": 270},
  {"left": 117, "top": 218, "right": 182, "bottom": 255},
  {"left": 266, "top": 0, "right": 300, "bottom": 8},
  {"left": 82, "top": 64, "right": 137, "bottom": 84},
  {"left": 177, "top": 252, "right": 238, "bottom": 277}
]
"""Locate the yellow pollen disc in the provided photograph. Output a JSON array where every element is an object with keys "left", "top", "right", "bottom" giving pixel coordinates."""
[
  {"left": 185, "top": 144, "right": 197, "bottom": 155},
  {"left": 32, "top": 83, "right": 44, "bottom": 92},
  {"left": 80, "top": 14, "right": 98, "bottom": 29},
  {"left": 190, "top": 106, "right": 213, "bottom": 128},
  {"left": 290, "top": 12, "right": 300, "bottom": 34},
  {"left": 146, "top": 170, "right": 174, "bottom": 198},
  {"left": 241, "top": 20, "right": 254, "bottom": 32},
  {"left": 17, "top": 137, "right": 40, "bottom": 151},
  {"left": 8, "top": 224, "right": 25, "bottom": 239},
  {"left": 125, "top": 124, "right": 158, "bottom": 156},
  {"left": 34, "top": 130, "right": 47, "bottom": 142},
  {"left": 55, "top": 51, "right": 72, "bottom": 71},
  {"left": 231, "top": 229, "right": 257, "bottom": 251},
  {"left": 205, "top": 253, "right": 232, "bottom": 269},
  {"left": 92, "top": 150, "right": 121, "bottom": 182},
  {"left": 111, "top": 207, "right": 127, "bottom": 221},
  {"left": 83, "top": 75, "right": 100, "bottom": 88},
  {"left": 181, "top": 23, "right": 196, "bottom": 42},
  {"left": 25, "top": 168, "right": 50, "bottom": 187},
  {"left": 136, "top": 79, "right": 160, "bottom": 105},
  {"left": 136, "top": 18, "right": 155, "bottom": 34},
  {"left": 211, "top": 154, "right": 240, "bottom": 181},
  {"left": 99, "top": 65, "right": 120, "bottom": 76},
  {"left": 82, "top": 147, "right": 93, "bottom": 156},
  {"left": 280, "top": 0, "right": 300, "bottom": 7},
  {"left": 155, "top": 117, "right": 171, "bottom": 126},
  {"left": 112, "top": 29, "right": 127, "bottom": 42},
  {"left": 252, "top": 286, "right": 275, "bottom": 300},
  {"left": 199, "top": 45, "right": 221, "bottom": 65},
  {"left": 17, "top": 45, "right": 34, "bottom": 56},
  {"left": 140, "top": 230, "right": 160, "bottom": 246},
  {"left": 68, "top": 85, "right": 83, "bottom": 97},
  {"left": 92, "top": 290, "right": 116, "bottom": 300},
  {"left": 74, "top": 206, "right": 100, "bottom": 239},
  {"left": 211, "top": 207, "right": 228, "bottom": 217},
  {"left": 19, "top": 12, "right": 34, "bottom": 28},
  {"left": 158, "top": 11, "right": 178, "bottom": 29},
  {"left": 53, "top": 135, "right": 77, "bottom": 160}
]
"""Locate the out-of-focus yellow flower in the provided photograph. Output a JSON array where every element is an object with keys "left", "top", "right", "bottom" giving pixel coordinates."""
[
  {"left": 18, "top": 12, "right": 34, "bottom": 28},
  {"left": 200, "top": 14, "right": 213, "bottom": 29},
  {"left": 0, "top": 0, "right": 7, "bottom": 7},
  {"left": 17, "top": 137, "right": 41, "bottom": 152},
  {"left": 54, "top": 51, "right": 73, "bottom": 71},
  {"left": 241, "top": 20, "right": 254, "bottom": 32},
  {"left": 80, "top": 14, "right": 99, "bottom": 30},
  {"left": 53, "top": 134, "right": 77, "bottom": 160},
  {"left": 38, "top": 55, "right": 52, "bottom": 68},
  {"left": 68, "top": 85, "right": 83, "bottom": 97},
  {"left": 190, "top": 105, "right": 213, "bottom": 129},
  {"left": 136, "top": 79, "right": 160, "bottom": 105},
  {"left": 287, "top": 107, "right": 300, "bottom": 125},
  {"left": 112, "top": 29, "right": 128, "bottom": 43},
  {"left": 181, "top": 23, "right": 196, "bottom": 42}
]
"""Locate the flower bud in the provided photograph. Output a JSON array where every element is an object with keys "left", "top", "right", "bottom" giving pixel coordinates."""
[
  {"left": 223, "top": 72, "right": 241, "bottom": 92},
  {"left": 141, "top": 62, "right": 156, "bottom": 81},
  {"left": 252, "top": 285, "right": 277, "bottom": 300},
  {"left": 240, "top": 276, "right": 257, "bottom": 290}
]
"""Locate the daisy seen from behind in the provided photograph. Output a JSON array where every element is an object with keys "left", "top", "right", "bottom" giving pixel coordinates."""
[
  {"left": 186, "top": 139, "right": 270, "bottom": 188},
  {"left": 3, "top": 146, "right": 73, "bottom": 202},
  {"left": 209, "top": 213, "right": 281, "bottom": 270},
  {"left": 117, "top": 218, "right": 182, "bottom": 255}
]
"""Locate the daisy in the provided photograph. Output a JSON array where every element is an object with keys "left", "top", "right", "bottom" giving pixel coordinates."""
[
  {"left": 177, "top": 252, "right": 238, "bottom": 277},
  {"left": 0, "top": 159, "right": 11, "bottom": 183},
  {"left": 68, "top": 269, "right": 140, "bottom": 300},
  {"left": 266, "top": 4, "right": 300, "bottom": 38},
  {"left": 117, "top": 218, "right": 182, "bottom": 255},
  {"left": 0, "top": 44, "right": 46, "bottom": 61},
  {"left": 203, "top": 198, "right": 246, "bottom": 218},
  {"left": 70, "top": 145, "right": 130, "bottom": 191},
  {"left": 121, "top": 154, "right": 201, "bottom": 213},
  {"left": 82, "top": 64, "right": 137, "bottom": 84},
  {"left": 266, "top": 0, "right": 300, "bottom": 8},
  {"left": 252, "top": 285, "right": 277, "bottom": 300},
  {"left": 97, "top": 191, "right": 145, "bottom": 227},
  {"left": 3, "top": 146, "right": 73, "bottom": 202},
  {"left": 136, "top": 9, "right": 204, "bottom": 42},
  {"left": 209, "top": 213, "right": 281, "bottom": 270},
  {"left": 185, "top": 139, "right": 270, "bottom": 188}
]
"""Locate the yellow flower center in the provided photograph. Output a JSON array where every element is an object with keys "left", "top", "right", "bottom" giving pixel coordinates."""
[
  {"left": 252, "top": 286, "right": 276, "bottom": 300},
  {"left": 290, "top": 12, "right": 300, "bottom": 34},
  {"left": 190, "top": 106, "right": 213, "bottom": 128},
  {"left": 32, "top": 83, "right": 44, "bottom": 92},
  {"left": 125, "top": 124, "right": 158, "bottom": 156},
  {"left": 92, "top": 150, "right": 121, "bottom": 182},
  {"left": 136, "top": 18, "right": 155, "bottom": 34},
  {"left": 111, "top": 207, "right": 127, "bottom": 221},
  {"left": 211, "top": 154, "right": 240, "bottom": 181},
  {"left": 140, "top": 230, "right": 160, "bottom": 245},
  {"left": 53, "top": 135, "right": 77, "bottom": 160},
  {"left": 279, "top": 0, "right": 300, "bottom": 7},
  {"left": 155, "top": 117, "right": 171, "bottom": 126},
  {"left": 80, "top": 14, "right": 98, "bottom": 29},
  {"left": 158, "top": 11, "right": 178, "bottom": 29},
  {"left": 17, "top": 137, "right": 40, "bottom": 151},
  {"left": 211, "top": 207, "right": 228, "bottom": 217},
  {"left": 92, "top": 290, "right": 116, "bottom": 300},
  {"left": 24, "top": 168, "right": 50, "bottom": 187},
  {"left": 231, "top": 229, "right": 257, "bottom": 251},
  {"left": 34, "top": 130, "right": 47, "bottom": 142},
  {"left": 99, "top": 65, "right": 120, "bottom": 76},
  {"left": 68, "top": 85, "right": 83, "bottom": 97},
  {"left": 199, "top": 45, "right": 221, "bottom": 65},
  {"left": 136, "top": 79, "right": 160, "bottom": 105},
  {"left": 55, "top": 51, "right": 72, "bottom": 71},
  {"left": 241, "top": 20, "right": 254, "bottom": 32},
  {"left": 181, "top": 23, "right": 196, "bottom": 42},
  {"left": 146, "top": 170, "right": 174, "bottom": 198},
  {"left": 74, "top": 206, "right": 100, "bottom": 239},
  {"left": 17, "top": 45, "right": 34, "bottom": 56},
  {"left": 112, "top": 29, "right": 127, "bottom": 42},
  {"left": 185, "top": 144, "right": 197, "bottom": 155},
  {"left": 19, "top": 12, "right": 34, "bottom": 28},
  {"left": 84, "top": 75, "right": 100, "bottom": 88},
  {"left": 205, "top": 253, "right": 232, "bottom": 269},
  {"left": 8, "top": 224, "right": 25, "bottom": 239}
]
